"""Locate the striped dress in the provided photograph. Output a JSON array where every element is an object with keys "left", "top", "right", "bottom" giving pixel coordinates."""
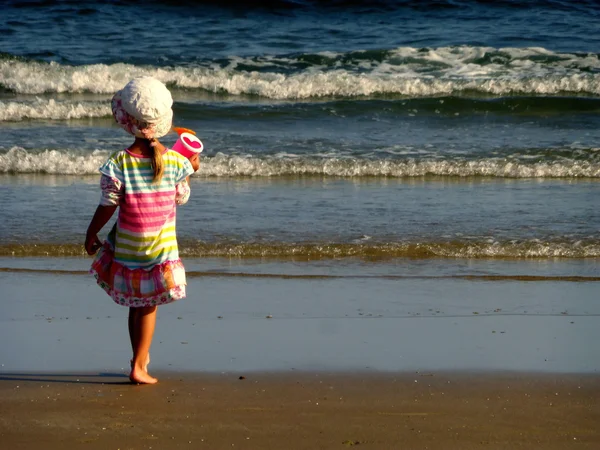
[{"left": 90, "top": 148, "right": 194, "bottom": 307}]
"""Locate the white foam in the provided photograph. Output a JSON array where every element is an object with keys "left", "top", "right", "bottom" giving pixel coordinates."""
[
  {"left": 1, "top": 148, "right": 598, "bottom": 177},
  {"left": 192, "top": 153, "right": 600, "bottom": 178},
  {"left": 425, "top": 241, "right": 600, "bottom": 258},
  {"left": 0, "top": 99, "right": 110, "bottom": 121},
  {"left": 0, "top": 147, "right": 109, "bottom": 174},
  {"left": 2, "top": 46, "right": 598, "bottom": 98}
]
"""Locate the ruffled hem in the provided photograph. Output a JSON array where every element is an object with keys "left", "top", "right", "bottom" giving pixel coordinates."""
[
  {"left": 90, "top": 242, "right": 187, "bottom": 308},
  {"left": 91, "top": 270, "right": 186, "bottom": 307}
]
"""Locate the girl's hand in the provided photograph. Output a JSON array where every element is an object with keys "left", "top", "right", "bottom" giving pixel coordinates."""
[
  {"left": 85, "top": 234, "right": 103, "bottom": 255},
  {"left": 189, "top": 154, "right": 200, "bottom": 172}
]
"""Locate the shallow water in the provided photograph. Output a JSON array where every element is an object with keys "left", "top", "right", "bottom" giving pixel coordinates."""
[
  {"left": 1, "top": 175, "right": 598, "bottom": 259},
  {"left": 2, "top": 3, "right": 600, "bottom": 265}
]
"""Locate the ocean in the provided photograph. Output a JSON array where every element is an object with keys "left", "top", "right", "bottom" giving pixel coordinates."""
[
  {"left": 1, "top": 0, "right": 600, "bottom": 375},
  {"left": 1, "top": 0, "right": 599, "bottom": 271}
]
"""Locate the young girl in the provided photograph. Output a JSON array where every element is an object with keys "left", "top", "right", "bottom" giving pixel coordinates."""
[{"left": 85, "top": 77, "right": 199, "bottom": 384}]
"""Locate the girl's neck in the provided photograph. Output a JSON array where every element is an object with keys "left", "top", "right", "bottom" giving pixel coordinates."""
[{"left": 127, "top": 138, "right": 165, "bottom": 156}]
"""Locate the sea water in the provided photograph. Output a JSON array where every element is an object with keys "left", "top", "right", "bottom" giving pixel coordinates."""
[
  {"left": 1, "top": 0, "right": 599, "bottom": 373},
  {"left": 1, "top": 0, "right": 599, "bottom": 263}
]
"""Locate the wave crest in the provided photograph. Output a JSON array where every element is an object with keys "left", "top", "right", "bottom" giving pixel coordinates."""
[
  {"left": 1, "top": 148, "right": 599, "bottom": 178},
  {"left": 201, "top": 153, "right": 600, "bottom": 178},
  {"left": 0, "top": 99, "right": 110, "bottom": 121},
  {"left": 0, "top": 147, "right": 108, "bottom": 175},
  {"left": 2, "top": 46, "right": 599, "bottom": 98}
]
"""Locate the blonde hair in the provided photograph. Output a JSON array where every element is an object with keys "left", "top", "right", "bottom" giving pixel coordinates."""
[{"left": 149, "top": 138, "right": 164, "bottom": 183}]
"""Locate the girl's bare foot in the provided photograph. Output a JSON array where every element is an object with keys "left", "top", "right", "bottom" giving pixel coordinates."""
[{"left": 129, "top": 366, "right": 158, "bottom": 385}]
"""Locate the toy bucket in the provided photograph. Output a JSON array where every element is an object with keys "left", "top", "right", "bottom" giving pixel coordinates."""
[{"left": 172, "top": 132, "right": 203, "bottom": 158}]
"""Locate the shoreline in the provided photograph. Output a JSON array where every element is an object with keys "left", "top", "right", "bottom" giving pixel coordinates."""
[{"left": 2, "top": 266, "right": 600, "bottom": 282}]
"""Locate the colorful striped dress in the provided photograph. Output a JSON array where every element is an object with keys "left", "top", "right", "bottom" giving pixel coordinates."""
[{"left": 90, "top": 148, "right": 194, "bottom": 307}]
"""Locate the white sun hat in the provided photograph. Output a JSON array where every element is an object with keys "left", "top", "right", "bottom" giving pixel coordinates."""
[{"left": 111, "top": 77, "right": 173, "bottom": 139}]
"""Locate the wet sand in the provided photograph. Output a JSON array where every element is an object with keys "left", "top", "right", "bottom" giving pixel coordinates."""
[
  {"left": 1, "top": 372, "right": 599, "bottom": 449},
  {"left": 1, "top": 261, "right": 599, "bottom": 374}
]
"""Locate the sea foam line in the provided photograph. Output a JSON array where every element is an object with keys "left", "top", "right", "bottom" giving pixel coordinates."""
[
  {"left": 1, "top": 148, "right": 599, "bottom": 178},
  {"left": 198, "top": 153, "right": 600, "bottom": 178},
  {"left": 0, "top": 240, "right": 598, "bottom": 258}
]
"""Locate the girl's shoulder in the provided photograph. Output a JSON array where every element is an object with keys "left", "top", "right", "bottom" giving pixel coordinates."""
[
  {"left": 99, "top": 149, "right": 134, "bottom": 180},
  {"left": 105, "top": 149, "right": 130, "bottom": 164},
  {"left": 163, "top": 149, "right": 195, "bottom": 181},
  {"left": 163, "top": 148, "right": 187, "bottom": 161},
  {"left": 105, "top": 148, "right": 154, "bottom": 167},
  {"left": 163, "top": 149, "right": 193, "bottom": 168}
]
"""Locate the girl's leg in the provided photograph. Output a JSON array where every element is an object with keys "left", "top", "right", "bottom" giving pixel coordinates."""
[
  {"left": 128, "top": 308, "right": 150, "bottom": 370},
  {"left": 128, "top": 307, "right": 135, "bottom": 353},
  {"left": 129, "top": 305, "right": 158, "bottom": 384}
]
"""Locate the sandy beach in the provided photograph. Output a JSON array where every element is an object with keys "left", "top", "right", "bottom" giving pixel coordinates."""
[{"left": 1, "top": 257, "right": 599, "bottom": 448}]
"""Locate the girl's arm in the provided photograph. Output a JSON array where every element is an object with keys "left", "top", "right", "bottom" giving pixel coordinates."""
[
  {"left": 176, "top": 154, "right": 198, "bottom": 204},
  {"left": 189, "top": 153, "right": 200, "bottom": 172},
  {"left": 175, "top": 179, "right": 191, "bottom": 205},
  {"left": 85, "top": 205, "right": 117, "bottom": 255}
]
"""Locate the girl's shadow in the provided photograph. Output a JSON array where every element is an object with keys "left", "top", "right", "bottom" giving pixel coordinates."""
[{"left": 0, "top": 372, "right": 132, "bottom": 385}]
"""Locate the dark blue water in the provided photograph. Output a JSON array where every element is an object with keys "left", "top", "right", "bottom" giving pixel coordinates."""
[{"left": 3, "top": 0, "right": 600, "bottom": 65}]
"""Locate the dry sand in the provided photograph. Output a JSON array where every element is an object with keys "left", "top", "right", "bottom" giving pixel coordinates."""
[{"left": 1, "top": 371, "right": 598, "bottom": 450}]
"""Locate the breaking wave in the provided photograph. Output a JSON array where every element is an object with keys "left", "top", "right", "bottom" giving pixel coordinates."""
[
  {"left": 0, "top": 99, "right": 109, "bottom": 121},
  {"left": 1, "top": 147, "right": 599, "bottom": 178},
  {"left": 2, "top": 46, "right": 599, "bottom": 99}
]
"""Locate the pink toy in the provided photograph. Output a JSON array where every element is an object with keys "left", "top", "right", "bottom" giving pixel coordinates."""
[{"left": 171, "top": 127, "right": 203, "bottom": 158}]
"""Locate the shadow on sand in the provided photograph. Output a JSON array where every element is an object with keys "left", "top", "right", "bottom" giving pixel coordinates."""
[{"left": 0, "top": 372, "right": 132, "bottom": 385}]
